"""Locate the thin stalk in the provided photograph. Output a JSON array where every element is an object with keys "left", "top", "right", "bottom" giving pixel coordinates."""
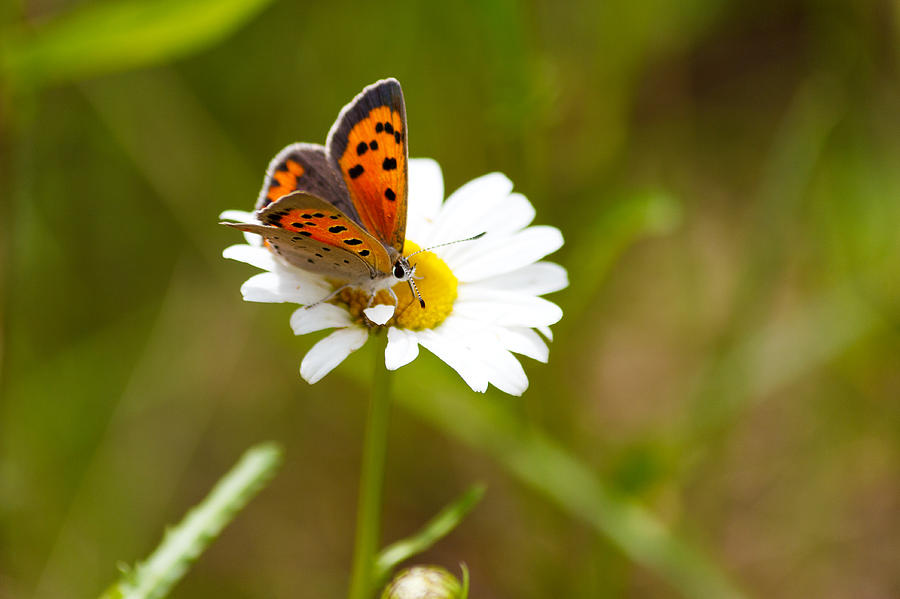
[{"left": 348, "top": 334, "right": 391, "bottom": 599}]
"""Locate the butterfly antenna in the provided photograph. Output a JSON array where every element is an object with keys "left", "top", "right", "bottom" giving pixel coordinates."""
[
  {"left": 406, "top": 274, "right": 426, "bottom": 308},
  {"left": 402, "top": 232, "right": 485, "bottom": 309},
  {"left": 406, "top": 231, "right": 486, "bottom": 259}
]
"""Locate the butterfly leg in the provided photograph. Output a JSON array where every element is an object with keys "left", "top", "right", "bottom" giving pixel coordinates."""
[
  {"left": 365, "top": 286, "right": 400, "bottom": 308},
  {"left": 305, "top": 283, "right": 352, "bottom": 309}
]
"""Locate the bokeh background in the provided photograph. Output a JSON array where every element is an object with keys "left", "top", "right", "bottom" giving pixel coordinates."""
[{"left": 2, "top": 0, "right": 899, "bottom": 597}]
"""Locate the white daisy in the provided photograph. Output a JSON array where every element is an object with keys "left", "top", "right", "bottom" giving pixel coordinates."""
[{"left": 222, "top": 158, "right": 567, "bottom": 396}]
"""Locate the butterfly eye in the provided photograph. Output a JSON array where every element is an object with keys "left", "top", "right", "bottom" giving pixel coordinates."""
[{"left": 393, "top": 262, "right": 405, "bottom": 279}]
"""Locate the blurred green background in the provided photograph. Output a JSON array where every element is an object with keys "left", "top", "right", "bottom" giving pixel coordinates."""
[{"left": 1, "top": 0, "right": 899, "bottom": 597}]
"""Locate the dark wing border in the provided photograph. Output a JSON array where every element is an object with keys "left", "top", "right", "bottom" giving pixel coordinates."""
[{"left": 325, "top": 78, "right": 406, "bottom": 165}]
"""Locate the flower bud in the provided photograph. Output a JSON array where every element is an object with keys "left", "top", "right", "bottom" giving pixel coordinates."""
[{"left": 380, "top": 565, "right": 463, "bottom": 599}]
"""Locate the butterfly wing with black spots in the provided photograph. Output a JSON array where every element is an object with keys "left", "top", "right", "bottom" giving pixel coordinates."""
[
  {"left": 326, "top": 78, "right": 408, "bottom": 255},
  {"left": 227, "top": 191, "right": 392, "bottom": 280}
]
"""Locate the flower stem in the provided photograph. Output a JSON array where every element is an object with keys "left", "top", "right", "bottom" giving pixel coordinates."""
[{"left": 348, "top": 334, "right": 391, "bottom": 599}]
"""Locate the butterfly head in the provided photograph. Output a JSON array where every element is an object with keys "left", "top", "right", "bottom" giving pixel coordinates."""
[
  {"left": 392, "top": 257, "right": 426, "bottom": 308},
  {"left": 388, "top": 232, "right": 487, "bottom": 311}
]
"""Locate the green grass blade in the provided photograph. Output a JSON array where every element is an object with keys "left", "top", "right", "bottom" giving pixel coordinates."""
[
  {"left": 98, "top": 442, "right": 283, "bottom": 599},
  {"left": 1, "top": 0, "right": 274, "bottom": 89},
  {"left": 374, "top": 485, "right": 486, "bottom": 582},
  {"left": 390, "top": 368, "right": 746, "bottom": 599}
]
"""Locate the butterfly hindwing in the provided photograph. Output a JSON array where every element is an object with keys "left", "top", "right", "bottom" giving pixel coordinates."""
[
  {"left": 326, "top": 78, "right": 408, "bottom": 254},
  {"left": 257, "top": 143, "right": 359, "bottom": 222},
  {"left": 249, "top": 191, "right": 392, "bottom": 277}
]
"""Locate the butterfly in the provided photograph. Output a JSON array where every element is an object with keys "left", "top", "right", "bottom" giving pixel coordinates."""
[{"left": 224, "top": 78, "right": 425, "bottom": 309}]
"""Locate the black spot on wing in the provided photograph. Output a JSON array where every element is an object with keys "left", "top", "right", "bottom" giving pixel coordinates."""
[
  {"left": 382, "top": 157, "right": 397, "bottom": 171},
  {"left": 349, "top": 164, "right": 364, "bottom": 179}
]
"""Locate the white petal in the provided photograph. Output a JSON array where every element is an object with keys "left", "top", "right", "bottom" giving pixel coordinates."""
[
  {"left": 476, "top": 262, "right": 569, "bottom": 295},
  {"left": 453, "top": 287, "right": 563, "bottom": 327},
  {"left": 364, "top": 304, "right": 395, "bottom": 325},
  {"left": 493, "top": 326, "right": 549, "bottom": 362},
  {"left": 240, "top": 271, "right": 329, "bottom": 304},
  {"left": 223, "top": 244, "right": 277, "bottom": 272},
  {"left": 300, "top": 327, "right": 368, "bottom": 384},
  {"left": 219, "top": 209, "right": 256, "bottom": 223},
  {"left": 446, "top": 320, "right": 529, "bottom": 395},
  {"left": 428, "top": 173, "right": 513, "bottom": 244},
  {"left": 478, "top": 343, "right": 528, "bottom": 396},
  {"left": 290, "top": 304, "right": 353, "bottom": 335},
  {"left": 448, "top": 226, "right": 564, "bottom": 282},
  {"left": 385, "top": 327, "right": 419, "bottom": 370},
  {"left": 488, "top": 192, "right": 535, "bottom": 233},
  {"left": 438, "top": 193, "right": 534, "bottom": 269},
  {"left": 416, "top": 324, "right": 488, "bottom": 392},
  {"left": 407, "top": 158, "right": 444, "bottom": 240},
  {"left": 537, "top": 325, "right": 554, "bottom": 341}
]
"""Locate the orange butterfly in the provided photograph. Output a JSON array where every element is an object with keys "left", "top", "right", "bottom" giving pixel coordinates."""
[{"left": 225, "top": 78, "right": 425, "bottom": 308}]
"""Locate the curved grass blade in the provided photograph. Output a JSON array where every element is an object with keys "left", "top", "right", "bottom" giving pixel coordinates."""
[
  {"left": 98, "top": 442, "right": 283, "bottom": 599},
  {"left": 375, "top": 485, "right": 485, "bottom": 583}
]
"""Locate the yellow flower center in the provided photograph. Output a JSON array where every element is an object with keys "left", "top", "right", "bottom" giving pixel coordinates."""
[{"left": 334, "top": 241, "right": 458, "bottom": 330}]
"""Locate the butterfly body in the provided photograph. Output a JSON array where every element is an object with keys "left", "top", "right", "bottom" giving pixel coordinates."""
[{"left": 225, "top": 78, "right": 419, "bottom": 306}]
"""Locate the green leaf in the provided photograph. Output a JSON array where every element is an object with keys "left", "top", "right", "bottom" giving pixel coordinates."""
[
  {"left": 98, "top": 442, "right": 283, "bottom": 599},
  {"left": 0, "top": 0, "right": 275, "bottom": 90},
  {"left": 375, "top": 485, "right": 485, "bottom": 583}
]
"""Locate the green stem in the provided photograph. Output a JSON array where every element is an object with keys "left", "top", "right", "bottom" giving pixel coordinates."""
[{"left": 348, "top": 333, "right": 391, "bottom": 599}]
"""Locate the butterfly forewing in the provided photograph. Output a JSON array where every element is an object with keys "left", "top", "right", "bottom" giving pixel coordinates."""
[
  {"left": 251, "top": 191, "right": 392, "bottom": 277},
  {"left": 257, "top": 143, "right": 359, "bottom": 222},
  {"left": 225, "top": 221, "right": 374, "bottom": 280},
  {"left": 327, "top": 78, "right": 408, "bottom": 253}
]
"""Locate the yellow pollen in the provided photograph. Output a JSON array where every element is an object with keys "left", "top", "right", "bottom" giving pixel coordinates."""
[{"left": 334, "top": 241, "right": 458, "bottom": 330}]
